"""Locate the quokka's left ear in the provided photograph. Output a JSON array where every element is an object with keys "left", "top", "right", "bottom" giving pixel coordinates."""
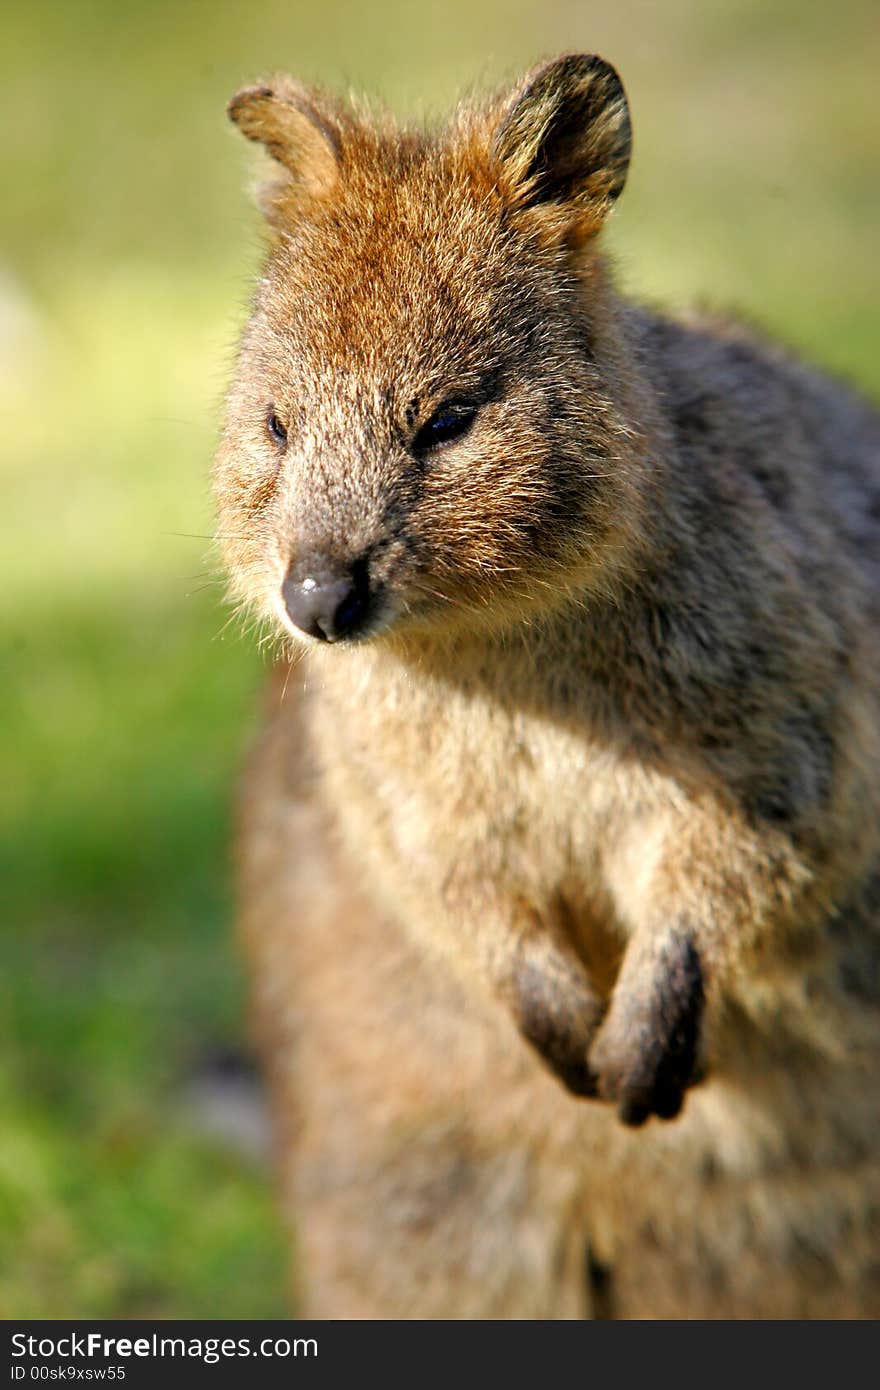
[
  {"left": 227, "top": 75, "right": 341, "bottom": 207},
  {"left": 492, "top": 54, "right": 631, "bottom": 238}
]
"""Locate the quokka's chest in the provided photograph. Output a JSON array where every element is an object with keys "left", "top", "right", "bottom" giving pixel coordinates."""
[{"left": 311, "top": 657, "right": 678, "bottom": 908}]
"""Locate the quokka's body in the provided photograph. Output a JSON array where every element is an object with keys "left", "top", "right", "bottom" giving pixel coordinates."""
[{"left": 216, "top": 56, "right": 880, "bottom": 1316}]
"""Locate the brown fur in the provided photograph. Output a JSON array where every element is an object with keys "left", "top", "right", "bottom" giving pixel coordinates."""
[{"left": 215, "top": 55, "right": 880, "bottom": 1317}]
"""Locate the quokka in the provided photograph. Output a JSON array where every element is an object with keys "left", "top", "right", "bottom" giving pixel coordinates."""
[{"left": 214, "top": 54, "right": 880, "bottom": 1317}]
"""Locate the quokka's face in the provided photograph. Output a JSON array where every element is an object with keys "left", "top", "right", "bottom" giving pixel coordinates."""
[{"left": 215, "top": 56, "right": 635, "bottom": 647}]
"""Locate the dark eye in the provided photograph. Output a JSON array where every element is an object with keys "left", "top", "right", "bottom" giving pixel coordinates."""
[
  {"left": 266, "top": 406, "right": 288, "bottom": 449},
  {"left": 412, "top": 402, "right": 477, "bottom": 455}
]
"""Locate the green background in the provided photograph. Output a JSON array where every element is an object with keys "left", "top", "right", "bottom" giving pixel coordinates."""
[{"left": 1, "top": 0, "right": 877, "bottom": 1316}]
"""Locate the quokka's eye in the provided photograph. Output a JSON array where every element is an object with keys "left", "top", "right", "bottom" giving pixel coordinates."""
[
  {"left": 412, "top": 402, "right": 478, "bottom": 455},
  {"left": 266, "top": 406, "right": 288, "bottom": 449}
]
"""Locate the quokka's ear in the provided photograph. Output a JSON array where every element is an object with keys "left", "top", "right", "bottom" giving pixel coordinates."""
[
  {"left": 492, "top": 54, "right": 631, "bottom": 238},
  {"left": 227, "top": 77, "right": 341, "bottom": 205}
]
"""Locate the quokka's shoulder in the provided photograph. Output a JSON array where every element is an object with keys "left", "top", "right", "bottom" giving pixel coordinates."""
[{"left": 622, "top": 300, "right": 879, "bottom": 458}]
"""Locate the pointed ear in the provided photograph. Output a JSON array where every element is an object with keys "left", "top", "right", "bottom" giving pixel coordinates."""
[
  {"left": 227, "top": 77, "right": 341, "bottom": 206},
  {"left": 492, "top": 55, "right": 631, "bottom": 238}
]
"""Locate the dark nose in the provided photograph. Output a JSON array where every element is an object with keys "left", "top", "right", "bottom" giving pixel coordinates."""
[{"left": 281, "top": 563, "right": 370, "bottom": 642}]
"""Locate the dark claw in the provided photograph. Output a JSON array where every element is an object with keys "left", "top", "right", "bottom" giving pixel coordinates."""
[
  {"left": 510, "top": 949, "right": 602, "bottom": 1098},
  {"left": 593, "top": 935, "right": 706, "bottom": 1125}
]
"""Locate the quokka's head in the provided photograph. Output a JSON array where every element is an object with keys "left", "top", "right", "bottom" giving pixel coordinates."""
[{"left": 216, "top": 54, "right": 644, "bottom": 648}]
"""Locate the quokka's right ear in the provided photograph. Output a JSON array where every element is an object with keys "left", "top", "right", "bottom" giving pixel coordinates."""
[
  {"left": 492, "top": 54, "right": 631, "bottom": 240},
  {"left": 227, "top": 77, "right": 341, "bottom": 208}
]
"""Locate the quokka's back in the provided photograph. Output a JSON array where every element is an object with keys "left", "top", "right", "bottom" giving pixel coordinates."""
[{"left": 215, "top": 54, "right": 880, "bottom": 1317}]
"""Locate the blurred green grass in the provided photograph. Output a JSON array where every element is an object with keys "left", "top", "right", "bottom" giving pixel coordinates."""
[{"left": 1, "top": 0, "right": 877, "bottom": 1317}]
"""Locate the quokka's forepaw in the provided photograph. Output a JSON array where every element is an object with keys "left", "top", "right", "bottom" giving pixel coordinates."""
[
  {"left": 588, "top": 935, "right": 705, "bottom": 1126},
  {"left": 510, "top": 940, "right": 603, "bottom": 1098}
]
